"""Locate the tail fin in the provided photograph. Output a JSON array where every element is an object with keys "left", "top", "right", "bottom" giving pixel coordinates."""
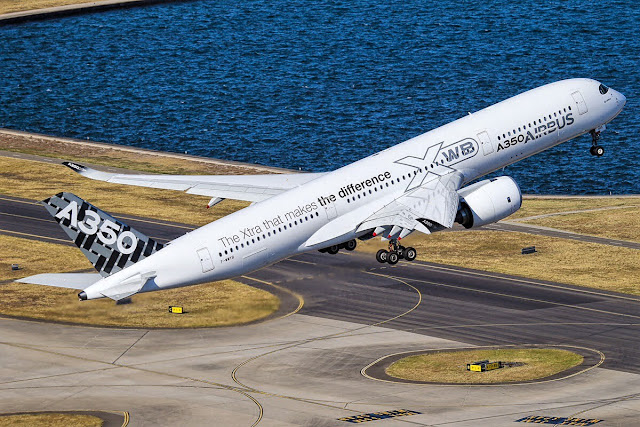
[{"left": 42, "top": 192, "right": 164, "bottom": 277}]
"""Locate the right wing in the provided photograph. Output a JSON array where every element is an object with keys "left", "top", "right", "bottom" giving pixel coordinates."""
[
  {"left": 63, "top": 162, "right": 325, "bottom": 203},
  {"left": 305, "top": 171, "right": 464, "bottom": 248},
  {"left": 356, "top": 171, "right": 464, "bottom": 237}
]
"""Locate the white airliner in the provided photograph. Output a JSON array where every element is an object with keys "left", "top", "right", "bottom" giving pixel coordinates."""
[{"left": 19, "top": 78, "right": 626, "bottom": 301}]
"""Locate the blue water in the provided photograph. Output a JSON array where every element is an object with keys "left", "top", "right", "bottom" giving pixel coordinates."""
[{"left": 1, "top": 1, "right": 638, "bottom": 193}]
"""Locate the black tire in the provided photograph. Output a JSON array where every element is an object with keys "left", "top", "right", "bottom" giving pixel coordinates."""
[
  {"left": 387, "top": 252, "right": 399, "bottom": 265},
  {"left": 318, "top": 248, "right": 328, "bottom": 253},
  {"left": 327, "top": 245, "right": 340, "bottom": 255},
  {"left": 344, "top": 239, "right": 357, "bottom": 251},
  {"left": 376, "top": 249, "right": 388, "bottom": 263},
  {"left": 404, "top": 247, "right": 417, "bottom": 261},
  {"left": 595, "top": 145, "right": 605, "bottom": 157},
  {"left": 589, "top": 146, "right": 597, "bottom": 156}
]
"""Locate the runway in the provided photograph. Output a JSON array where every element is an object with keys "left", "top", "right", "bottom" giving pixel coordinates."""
[{"left": 1, "top": 194, "right": 640, "bottom": 425}]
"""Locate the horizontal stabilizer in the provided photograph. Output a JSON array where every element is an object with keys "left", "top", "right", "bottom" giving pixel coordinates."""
[{"left": 16, "top": 273, "right": 102, "bottom": 289}]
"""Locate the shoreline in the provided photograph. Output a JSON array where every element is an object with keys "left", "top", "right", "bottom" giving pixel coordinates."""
[
  {"left": 0, "top": 0, "right": 183, "bottom": 24},
  {"left": 0, "top": 128, "right": 292, "bottom": 174}
]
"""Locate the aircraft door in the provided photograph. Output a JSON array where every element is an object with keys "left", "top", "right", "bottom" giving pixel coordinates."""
[
  {"left": 477, "top": 131, "right": 494, "bottom": 155},
  {"left": 325, "top": 203, "right": 337, "bottom": 220},
  {"left": 571, "top": 91, "right": 588, "bottom": 115},
  {"left": 197, "top": 247, "right": 214, "bottom": 273}
]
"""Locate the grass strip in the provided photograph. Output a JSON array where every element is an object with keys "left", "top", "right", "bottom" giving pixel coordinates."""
[
  {"left": 522, "top": 207, "right": 640, "bottom": 243},
  {"left": 0, "top": 234, "right": 279, "bottom": 327},
  {"left": 0, "top": 156, "right": 247, "bottom": 227},
  {"left": 359, "top": 230, "right": 640, "bottom": 295},
  {"left": 386, "top": 349, "right": 583, "bottom": 384},
  {"left": 0, "top": 0, "right": 100, "bottom": 14},
  {"left": 510, "top": 197, "right": 640, "bottom": 219},
  {"left": 0, "top": 413, "right": 102, "bottom": 427}
]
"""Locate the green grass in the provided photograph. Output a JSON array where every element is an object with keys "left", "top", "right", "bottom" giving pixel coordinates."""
[{"left": 386, "top": 348, "right": 583, "bottom": 384}]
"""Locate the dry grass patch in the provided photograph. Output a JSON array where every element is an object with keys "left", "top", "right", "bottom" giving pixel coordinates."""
[
  {"left": 0, "top": 0, "right": 92, "bottom": 14},
  {"left": 0, "top": 413, "right": 102, "bottom": 427},
  {"left": 523, "top": 207, "right": 640, "bottom": 243},
  {"left": 1, "top": 235, "right": 279, "bottom": 327},
  {"left": 358, "top": 230, "right": 640, "bottom": 295},
  {"left": 386, "top": 349, "right": 583, "bottom": 384},
  {"left": 0, "top": 279, "right": 279, "bottom": 328},
  {"left": 0, "top": 156, "right": 248, "bottom": 227},
  {"left": 512, "top": 197, "right": 640, "bottom": 219},
  {"left": 0, "top": 131, "right": 278, "bottom": 175},
  {"left": 0, "top": 234, "right": 91, "bottom": 281}
]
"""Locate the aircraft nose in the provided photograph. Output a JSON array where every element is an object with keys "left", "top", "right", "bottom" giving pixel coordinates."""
[{"left": 612, "top": 88, "right": 626, "bottom": 107}]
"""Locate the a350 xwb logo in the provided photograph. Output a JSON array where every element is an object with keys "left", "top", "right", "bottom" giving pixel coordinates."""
[{"left": 55, "top": 201, "right": 138, "bottom": 254}]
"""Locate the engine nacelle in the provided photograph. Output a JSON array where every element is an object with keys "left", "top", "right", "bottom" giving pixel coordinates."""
[{"left": 455, "top": 176, "right": 522, "bottom": 229}]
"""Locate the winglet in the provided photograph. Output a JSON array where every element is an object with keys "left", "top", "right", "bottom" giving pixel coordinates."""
[{"left": 62, "top": 161, "right": 115, "bottom": 181}]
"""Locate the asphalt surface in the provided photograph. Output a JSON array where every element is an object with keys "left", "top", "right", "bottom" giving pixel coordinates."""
[
  {"left": 2, "top": 194, "right": 640, "bottom": 425},
  {"left": 2, "top": 194, "right": 639, "bottom": 375}
]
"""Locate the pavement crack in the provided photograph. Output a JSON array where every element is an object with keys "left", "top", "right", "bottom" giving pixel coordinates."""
[{"left": 111, "top": 330, "right": 149, "bottom": 364}]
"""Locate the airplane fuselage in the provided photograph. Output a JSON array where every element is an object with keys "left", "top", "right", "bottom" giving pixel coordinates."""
[{"left": 82, "top": 78, "right": 626, "bottom": 299}]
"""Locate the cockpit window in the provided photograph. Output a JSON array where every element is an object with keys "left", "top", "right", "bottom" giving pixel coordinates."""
[{"left": 599, "top": 84, "right": 609, "bottom": 95}]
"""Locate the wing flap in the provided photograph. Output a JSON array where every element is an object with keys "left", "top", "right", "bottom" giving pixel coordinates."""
[{"left": 358, "top": 171, "right": 464, "bottom": 235}]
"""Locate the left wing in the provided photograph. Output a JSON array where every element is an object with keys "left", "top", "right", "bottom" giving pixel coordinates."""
[{"left": 63, "top": 162, "right": 325, "bottom": 203}]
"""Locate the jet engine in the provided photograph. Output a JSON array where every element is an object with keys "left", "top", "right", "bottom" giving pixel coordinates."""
[{"left": 455, "top": 176, "right": 522, "bottom": 229}]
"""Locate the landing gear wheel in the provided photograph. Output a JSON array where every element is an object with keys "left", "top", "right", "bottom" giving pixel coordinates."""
[
  {"left": 404, "top": 247, "right": 417, "bottom": 261},
  {"left": 387, "top": 252, "right": 399, "bottom": 265},
  {"left": 376, "top": 249, "right": 389, "bottom": 263},
  {"left": 594, "top": 145, "right": 604, "bottom": 157},
  {"left": 589, "top": 129, "right": 604, "bottom": 157},
  {"left": 397, "top": 245, "right": 406, "bottom": 258},
  {"left": 344, "top": 239, "right": 357, "bottom": 251},
  {"left": 327, "top": 245, "right": 340, "bottom": 255}
]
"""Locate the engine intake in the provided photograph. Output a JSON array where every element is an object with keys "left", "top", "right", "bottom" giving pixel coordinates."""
[{"left": 455, "top": 176, "right": 522, "bottom": 229}]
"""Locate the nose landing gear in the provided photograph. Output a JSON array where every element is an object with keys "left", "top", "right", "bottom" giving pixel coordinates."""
[
  {"left": 589, "top": 127, "right": 605, "bottom": 157},
  {"left": 375, "top": 239, "right": 417, "bottom": 265}
]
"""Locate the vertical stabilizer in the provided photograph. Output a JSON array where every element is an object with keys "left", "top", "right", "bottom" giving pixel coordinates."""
[{"left": 42, "top": 192, "right": 165, "bottom": 277}]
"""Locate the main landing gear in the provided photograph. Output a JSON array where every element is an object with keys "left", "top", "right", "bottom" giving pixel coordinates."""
[
  {"left": 376, "top": 239, "right": 417, "bottom": 265},
  {"left": 589, "top": 127, "right": 605, "bottom": 157},
  {"left": 319, "top": 239, "right": 357, "bottom": 255}
]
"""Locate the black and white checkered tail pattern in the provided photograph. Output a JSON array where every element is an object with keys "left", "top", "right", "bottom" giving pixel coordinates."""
[{"left": 42, "top": 192, "right": 164, "bottom": 277}]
